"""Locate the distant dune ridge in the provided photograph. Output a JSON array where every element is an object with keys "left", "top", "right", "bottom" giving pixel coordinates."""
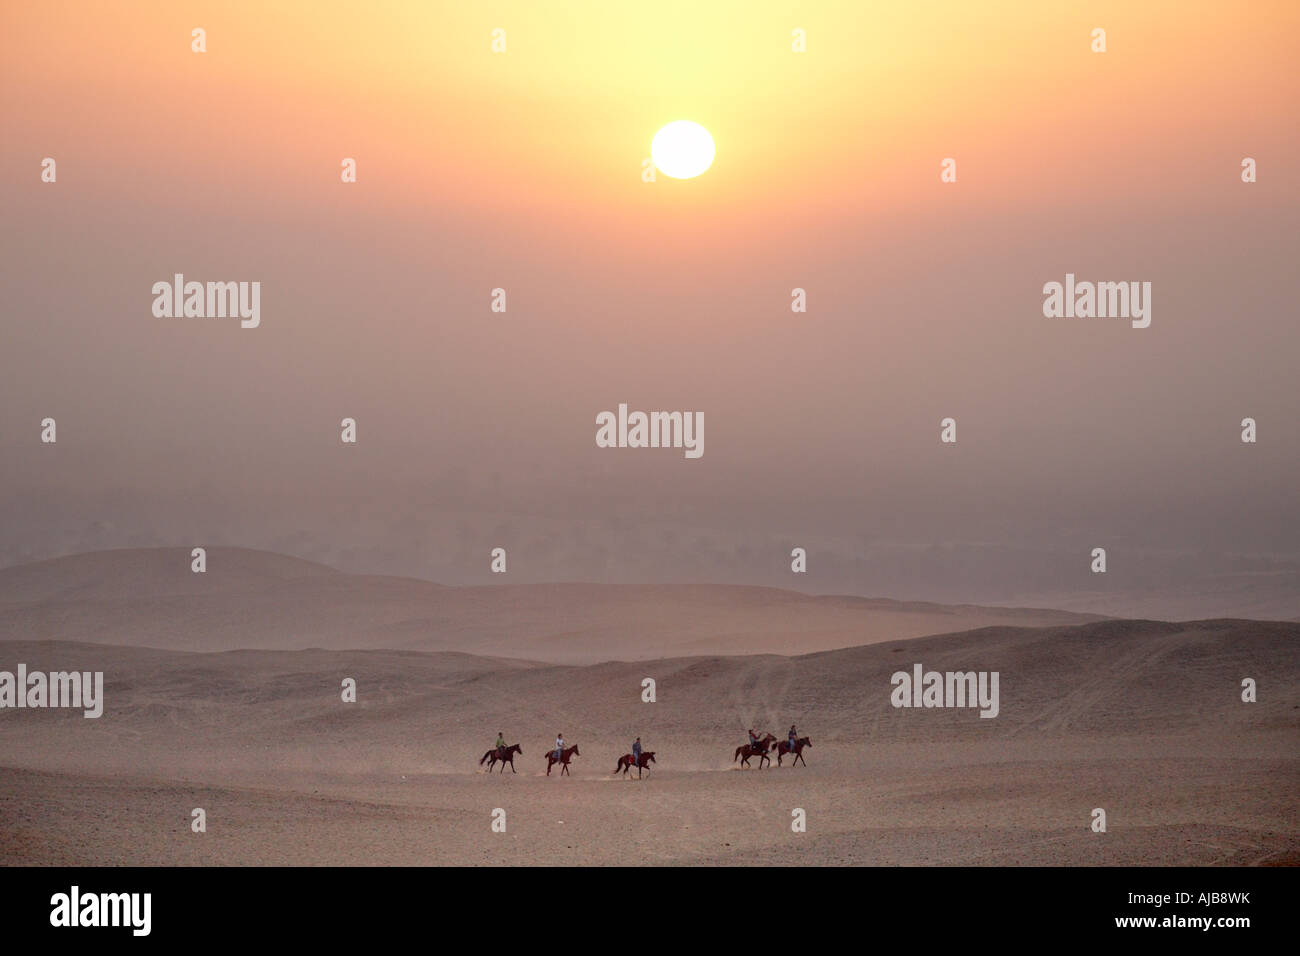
[
  {"left": 0, "top": 547, "right": 1102, "bottom": 663},
  {"left": 0, "top": 548, "right": 1294, "bottom": 866}
]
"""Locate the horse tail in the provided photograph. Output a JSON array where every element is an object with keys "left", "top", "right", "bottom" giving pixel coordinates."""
[
  {"left": 613, "top": 758, "right": 624, "bottom": 774},
  {"left": 479, "top": 751, "right": 489, "bottom": 765}
]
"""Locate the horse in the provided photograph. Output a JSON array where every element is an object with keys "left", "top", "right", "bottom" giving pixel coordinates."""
[
  {"left": 773, "top": 736, "right": 811, "bottom": 767},
  {"left": 614, "top": 751, "right": 656, "bottom": 779},
  {"left": 545, "top": 744, "right": 581, "bottom": 776},
  {"left": 734, "top": 733, "right": 776, "bottom": 769},
  {"left": 479, "top": 743, "right": 523, "bottom": 773}
]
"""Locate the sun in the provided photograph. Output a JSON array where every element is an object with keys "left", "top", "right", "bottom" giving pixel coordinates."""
[{"left": 651, "top": 121, "right": 715, "bottom": 179}]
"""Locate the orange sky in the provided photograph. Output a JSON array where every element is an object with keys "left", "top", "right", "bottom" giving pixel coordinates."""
[
  {"left": 5, "top": 0, "right": 1298, "bottom": 228},
  {"left": 1, "top": 1, "right": 1297, "bottom": 615}
]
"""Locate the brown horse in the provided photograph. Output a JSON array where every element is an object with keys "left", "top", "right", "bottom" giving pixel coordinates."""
[
  {"left": 479, "top": 743, "right": 523, "bottom": 773},
  {"left": 774, "top": 736, "right": 811, "bottom": 767},
  {"left": 734, "top": 733, "right": 776, "bottom": 769},
  {"left": 545, "top": 744, "right": 580, "bottom": 776},
  {"left": 614, "top": 751, "right": 656, "bottom": 779}
]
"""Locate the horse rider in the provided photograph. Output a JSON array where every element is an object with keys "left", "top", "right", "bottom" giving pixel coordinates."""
[
  {"left": 748, "top": 727, "right": 761, "bottom": 752},
  {"left": 788, "top": 724, "right": 798, "bottom": 753},
  {"left": 632, "top": 736, "right": 642, "bottom": 767},
  {"left": 495, "top": 731, "right": 507, "bottom": 760},
  {"left": 554, "top": 732, "right": 564, "bottom": 761}
]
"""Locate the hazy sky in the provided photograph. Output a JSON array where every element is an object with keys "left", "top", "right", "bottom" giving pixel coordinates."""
[{"left": 2, "top": 1, "right": 1297, "bottom": 617}]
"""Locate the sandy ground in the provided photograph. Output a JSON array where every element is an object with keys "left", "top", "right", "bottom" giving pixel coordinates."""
[{"left": 1, "top": 616, "right": 1296, "bottom": 866}]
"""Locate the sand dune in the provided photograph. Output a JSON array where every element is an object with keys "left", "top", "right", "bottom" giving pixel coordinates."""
[
  {"left": 1, "top": 618, "right": 1295, "bottom": 865},
  {"left": 0, "top": 548, "right": 1101, "bottom": 663}
]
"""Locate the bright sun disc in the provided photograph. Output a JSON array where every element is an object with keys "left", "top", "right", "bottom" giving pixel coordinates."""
[{"left": 651, "top": 121, "right": 715, "bottom": 179}]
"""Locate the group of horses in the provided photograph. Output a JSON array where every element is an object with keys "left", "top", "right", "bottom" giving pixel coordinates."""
[
  {"left": 477, "top": 743, "right": 588, "bottom": 776},
  {"left": 477, "top": 743, "right": 657, "bottom": 777},
  {"left": 733, "top": 732, "right": 812, "bottom": 769},
  {"left": 477, "top": 733, "right": 811, "bottom": 777}
]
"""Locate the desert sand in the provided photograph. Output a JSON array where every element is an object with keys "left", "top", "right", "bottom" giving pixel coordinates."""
[
  {"left": 0, "top": 550, "right": 1295, "bottom": 866},
  {"left": 0, "top": 548, "right": 1101, "bottom": 662}
]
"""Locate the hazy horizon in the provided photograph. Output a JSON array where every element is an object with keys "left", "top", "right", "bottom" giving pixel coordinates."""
[{"left": 3, "top": 1, "right": 1297, "bottom": 621}]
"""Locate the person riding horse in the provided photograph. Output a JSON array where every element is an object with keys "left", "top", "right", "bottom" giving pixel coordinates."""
[{"left": 495, "top": 731, "right": 507, "bottom": 760}]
